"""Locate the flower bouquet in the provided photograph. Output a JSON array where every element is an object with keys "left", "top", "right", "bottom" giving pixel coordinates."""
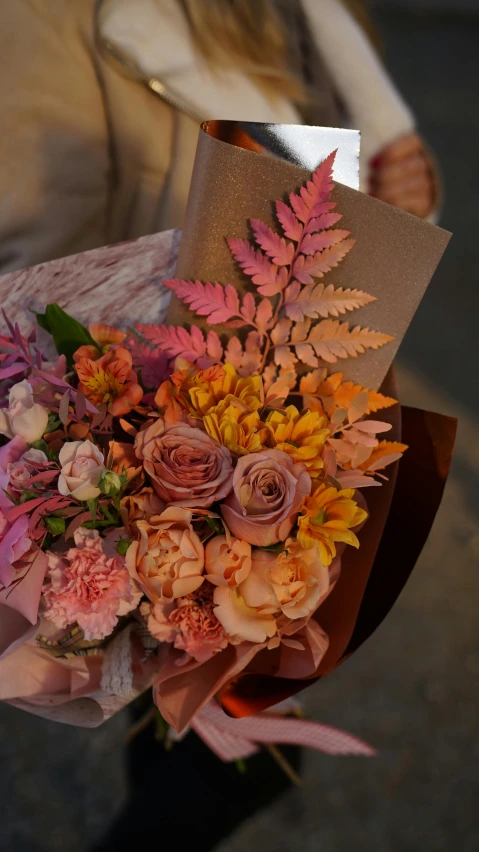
[{"left": 0, "top": 122, "right": 456, "bottom": 758}]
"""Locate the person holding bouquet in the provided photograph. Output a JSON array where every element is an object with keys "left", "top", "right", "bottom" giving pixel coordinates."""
[{"left": 0, "top": 0, "right": 437, "bottom": 273}]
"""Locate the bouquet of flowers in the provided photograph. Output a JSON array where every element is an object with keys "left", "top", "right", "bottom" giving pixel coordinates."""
[{"left": 0, "top": 123, "right": 455, "bottom": 756}]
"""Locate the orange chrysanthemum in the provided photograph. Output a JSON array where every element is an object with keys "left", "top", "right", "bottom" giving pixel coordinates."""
[
  {"left": 266, "top": 405, "right": 330, "bottom": 476},
  {"left": 75, "top": 347, "right": 143, "bottom": 416},
  {"left": 297, "top": 483, "right": 367, "bottom": 565}
]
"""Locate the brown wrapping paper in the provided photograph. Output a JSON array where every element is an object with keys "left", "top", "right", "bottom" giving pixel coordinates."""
[{"left": 168, "top": 121, "right": 451, "bottom": 390}]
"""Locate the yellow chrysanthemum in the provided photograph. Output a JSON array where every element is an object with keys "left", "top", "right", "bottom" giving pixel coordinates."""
[
  {"left": 203, "top": 399, "right": 269, "bottom": 455},
  {"left": 266, "top": 405, "right": 330, "bottom": 476},
  {"left": 188, "top": 363, "right": 263, "bottom": 417},
  {"left": 297, "top": 483, "right": 368, "bottom": 565}
]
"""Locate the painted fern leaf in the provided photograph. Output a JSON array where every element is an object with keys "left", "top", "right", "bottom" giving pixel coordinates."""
[
  {"left": 136, "top": 323, "right": 221, "bottom": 368},
  {"left": 249, "top": 218, "right": 294, "bottom": 266},
  {"left": 303, "top": 320, "right": 393, "bottom": 364},
  {"left": 293, "top": 240, "right": 356, "bottom": 284},
  {"left": 227, "top": 238, "right": 288, "bottom": 296},
  {"left": 163, "top": 278, "right": 257, "bottom": 327},
  {"left": 284, "top": 282, "right": 376, "bottom": 321}
]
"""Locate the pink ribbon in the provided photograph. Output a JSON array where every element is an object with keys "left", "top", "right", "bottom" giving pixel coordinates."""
[{"left": 190, "top": 701, "right": 376, "bottom": 762}]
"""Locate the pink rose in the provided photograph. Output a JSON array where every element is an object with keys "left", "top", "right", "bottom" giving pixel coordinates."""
[
  {"left": 126, "top": 507, "right": 204, "bottom": 602},
  {"left": 134, "top": 419, "right": 233, "bottom": 507},
  {"left": 253, "top": 538, "right": 330, "bottom": 620},
  {"left": 221, "top": 449, "right": 311, "bottom": 547},
  {"left": 58, "top": 440, "right": 106, "bottom": 501},
  {"left": 205, "top": 534, "right": 252, "bottom": 588},
  {"left": 43, "top": 527, "right": 141, "bottom": 640},
  {"left": 143, "top": 585, "right": 228, "bottom": 663}
]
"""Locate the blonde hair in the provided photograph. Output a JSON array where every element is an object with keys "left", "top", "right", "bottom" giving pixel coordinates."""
[
  {"left": 176, "top": 0, "right": 305, "bottom": 103},
  {"left": 176, "top": 0, "right": 379, "bottom": 102}
]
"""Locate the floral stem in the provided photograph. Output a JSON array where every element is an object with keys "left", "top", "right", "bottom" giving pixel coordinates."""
[
  {"left": 265, "top": 743, "right": 302, "bottom": 787},
  {"left": 124, "top": 706, "right": 157, "bottom": 744}
]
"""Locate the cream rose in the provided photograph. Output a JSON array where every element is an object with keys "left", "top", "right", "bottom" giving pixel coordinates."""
[
  {"left": 126, "top": 506, "right": 205, "bottom": 602},
  {"left": 0, "top": 380, "right": 49, "bottom": 444},
  {"left": 58, "top": 440, "right": 106, "bottom": 501}
]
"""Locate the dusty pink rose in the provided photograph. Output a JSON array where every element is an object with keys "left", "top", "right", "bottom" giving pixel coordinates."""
[
  {"left": 213, "top": 550, "right": 280, "bottom": 644},
  {"left": 253, "top": 538, "right": 330, "bottom": 620},
  {"left": 42, "top": 528, "right": 141, "bottom": 640},
  {"left": 205, "top": 534, "right": 252, "bottom": 588},
  {"left": 143, "top": 585, "right": 228, "bottom": 663},
  {"left": 58, "top": 440, "right": 106, "bottom": 501},
  {"left": 221, "top": 449, "right": 311, "bottom": 547},
  {"left": 7, "top": 448, "right": 49, "bottom": 497},
  {"left": 134, "top": 419, "right": 233, "bottom": 507},
  {"left": 126, "top": 507, "right": 204, "bottom": 602}
]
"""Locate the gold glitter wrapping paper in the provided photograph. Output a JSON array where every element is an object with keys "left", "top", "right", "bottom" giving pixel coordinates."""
[{"left": 168, "top": 122, "right": 451, "bottom": 390}]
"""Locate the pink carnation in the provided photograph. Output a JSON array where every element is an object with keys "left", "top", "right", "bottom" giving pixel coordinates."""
[
  {"left": 43, "top": 528, "right": 141, "bottom": 640},
  {"left": 144, "top": 585, "right": 228, "bottom": 663}
]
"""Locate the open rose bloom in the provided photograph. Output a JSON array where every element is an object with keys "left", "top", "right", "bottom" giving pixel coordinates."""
[{"left": 0, "top": 126, "right": 454, "bottom": 747}]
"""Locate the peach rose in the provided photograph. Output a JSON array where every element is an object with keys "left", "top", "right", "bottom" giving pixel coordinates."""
[
  {"left": 221, "top": 449, "right": 311, "bottom": 547},
  {"left": 253, "top": 538, "right": 330, "bottom": 620},
  {"left": 120, "top": 488, "right": 165, "bottom": 534},
  {"left": 213, "top": 550, "right": 280, "bottom": 644},
  {"left": 134, "top": 419, "right": 233, "bottom": 508},
  {"left": 58, "top": 440, "right": 106, "bottom": 501},
  {"left": 126, "top": 507, "right": 204, "bottom": 602},
  {"left": 205, "top": 534, "right": 252, "bottom": 588}
]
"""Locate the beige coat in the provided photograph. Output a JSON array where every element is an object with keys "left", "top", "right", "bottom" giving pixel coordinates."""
[{"left": 0, "top": 0, "right": 416, "bottom": 273}]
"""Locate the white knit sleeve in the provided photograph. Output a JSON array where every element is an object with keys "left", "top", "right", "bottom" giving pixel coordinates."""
[{"left": 302, "top": 0, "right": 415, "bottom": 189}]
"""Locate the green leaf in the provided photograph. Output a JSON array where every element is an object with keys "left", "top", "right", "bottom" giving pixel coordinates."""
[
  {"left": 116, "top": 538, "right": 131, "bottom": 557},
  {"left": 45, "top": 515, "right": 66, "bottom": 536},
  {"left": 258, "top": 541, "right": 284, "bottom": 554},
  {"left": 205, "top": 516, "right": 224, "bottom": 534},
  {"left": 34, "top": 304, "right": 96, "bottom": 367},
  {"left": 86, "top": 497, "right": 99, "bottom": 518}
]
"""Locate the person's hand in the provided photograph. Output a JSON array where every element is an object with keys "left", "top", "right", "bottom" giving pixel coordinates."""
[{"left": 369, "top": 132, "right": 436, "bottom": 218}]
